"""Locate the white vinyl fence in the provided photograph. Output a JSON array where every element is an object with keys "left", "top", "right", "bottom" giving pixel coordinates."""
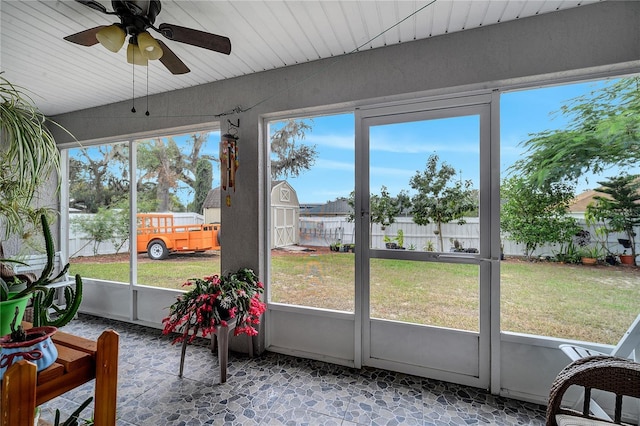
[
  {"left": 300, "top": 216, "right": 639, "bottom": 259},
  {"left": 68, "top": 212, "right": 204, "bottom": 258},
  {"left": 69, "top": 212, "right": 639, "bottom": 261}
]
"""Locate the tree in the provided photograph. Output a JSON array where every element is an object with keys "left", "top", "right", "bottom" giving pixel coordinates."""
[
  {"left": 500, "top": 176, "right": 579, "bottom": 260},
  {"left": 513, "top": 77, "right": 640, "bottom": 187},
  {"left": 137, "top": 138, "right": 183, "bottom": 212},
  {"left": 191, "top": 158, "right": 213, "bottom": 214},
  {"left": 70, "top": 133, "right": 215, "bottom": 215},
  {"left": 69, "top": 144, "right": 129, "bottom": 213},
  {"left": 71, "top": 208, "right": 129, "bottom": 256},
  {"left": 270, "top": 119, "right": 318, "bottom": 180},
  {"left": 136, "top": 133, "right": 214, "bottom": 212},
  {"left": 586, "top": 174, "right": 640, "bottom": 265},
  {"left": 410, "top": 154, "right": 477, "bottom": 252},
  {"left": 370, "top": 186, "right": 409, "bottom": 231},
  {"left": 345, "top": 187, "right": 410, "bottom": 231}
]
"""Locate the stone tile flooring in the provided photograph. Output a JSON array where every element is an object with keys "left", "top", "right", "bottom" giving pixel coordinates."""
[{"left": 38, "top": 314, "right": 547, "bottom": 425}]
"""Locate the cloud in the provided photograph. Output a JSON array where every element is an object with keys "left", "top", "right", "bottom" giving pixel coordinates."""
[
  {"left": 370, "top": 138, "right": 479, "bottom": 154},
  {"left": 302, "top": 132, "right": 479, "bottom": 154},
  {"left": 370, "top": 165, "right": 414, "bottom": 179},
  {"left": 306, "top": 134, "right": 354, "bottom": 150},
  {"left": 302, "top": 188, "right": 352, "bottom": 201},
  {"left": 315, "top": 158, "right": 354, "bottom": 171}
]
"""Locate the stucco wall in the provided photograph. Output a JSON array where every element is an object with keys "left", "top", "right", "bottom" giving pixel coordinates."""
[
  {"left": 50, "top": 1, "right": 640, "bottom": 403},
  {"left": 52, "top": 1, "right": 640, "bottom": 279}
]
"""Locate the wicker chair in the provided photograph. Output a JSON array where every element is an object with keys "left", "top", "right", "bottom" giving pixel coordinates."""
[
  {"left": 558, "top": 314, "right": 640, "bottom": 421},
  {"left": 546, "top": 355, "right": 640, "bottom": 426}
]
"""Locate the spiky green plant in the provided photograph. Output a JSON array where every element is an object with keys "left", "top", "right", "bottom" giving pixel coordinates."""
[
  {"left": 0, "top": 215, "right": 82, "bottom": 327},
  {"left": 53, "top": 397, "right": 94, "bottom": 426}
]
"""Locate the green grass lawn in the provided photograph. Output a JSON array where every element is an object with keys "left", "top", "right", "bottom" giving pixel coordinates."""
[{"left": 69, "top": 252, "right": 640, "bottom": 345}]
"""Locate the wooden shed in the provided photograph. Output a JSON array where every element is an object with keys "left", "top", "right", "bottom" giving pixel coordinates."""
[
  {"left": 271, "top": 181, "right": 300, "bottom": 248},
  {"left": 202, "top": 187, "right": 221, "bottom": 223}
]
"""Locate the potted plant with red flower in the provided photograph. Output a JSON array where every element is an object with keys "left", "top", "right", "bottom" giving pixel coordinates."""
[{"left": 162, "top": 268, "right": 267, "bottom": 344}]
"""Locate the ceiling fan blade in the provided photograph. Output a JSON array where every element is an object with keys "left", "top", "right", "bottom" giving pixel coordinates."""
[
  {"left": 75, "top": 0, "right": 109, "bottom": 14},
  {"left": 64, "top": 26, "right": 107, "bottom": 46},
  {"left": 157, "top": 23, "right": 231, "bottom": 55},
  {"left": 156, "top": 40, "right": 190, "bottom": 75}
]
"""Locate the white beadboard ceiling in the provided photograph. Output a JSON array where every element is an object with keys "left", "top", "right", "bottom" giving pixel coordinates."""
[{"left": 0, "top": 0, "right": 600, "bottom": 117}]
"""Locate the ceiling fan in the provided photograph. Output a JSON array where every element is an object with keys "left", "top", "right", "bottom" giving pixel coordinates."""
[{"left": 64, "top": 0, "right": 231, "bottom": 75}]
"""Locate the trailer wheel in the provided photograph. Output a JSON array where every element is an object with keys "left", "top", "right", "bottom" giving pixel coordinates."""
[{"left": 147, "top": 240, "right": 169, "bottom": 260}]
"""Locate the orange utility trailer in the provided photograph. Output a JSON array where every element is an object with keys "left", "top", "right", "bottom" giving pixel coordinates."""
[{"left": 136, "top": 213, "right": 221, "bottom": 260}]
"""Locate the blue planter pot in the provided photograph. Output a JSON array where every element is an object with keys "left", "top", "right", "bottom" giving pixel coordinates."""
[{"left": 0, "top": 326, "right": 58, "bottom": 379}]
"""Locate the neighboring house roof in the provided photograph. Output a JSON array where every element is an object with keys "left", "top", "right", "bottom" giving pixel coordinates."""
[
  {"left": 569, "top": 190, "right": 603, "bottom": 213},
  {"left": 202, "top": 187, "right": 221, "bottom": 209},
  {"left": 301, "top": 198, "right": 351, "bottom": 216},
  {"left": 570, "top": 176, "right": 640, "bottom": 213}
]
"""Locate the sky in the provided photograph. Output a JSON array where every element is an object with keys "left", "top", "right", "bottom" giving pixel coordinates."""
[
  {"left": 68, "top": 76, "right": 639, "bottom": 209},
  {"left": 272, "top": 77, "right": 640, "bottom": 205}
]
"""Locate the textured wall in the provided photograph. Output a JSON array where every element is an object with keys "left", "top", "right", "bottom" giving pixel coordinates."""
[
  {"left": 51, "top": 1, "right": 640, "bottom": 279},
  {"left": 49, "top": 1, "right": 640, "bottom": 378}
]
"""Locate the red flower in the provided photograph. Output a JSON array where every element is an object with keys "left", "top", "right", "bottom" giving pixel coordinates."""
[{"left": 164, "top": 268, "right": 266, "bottom": 345}]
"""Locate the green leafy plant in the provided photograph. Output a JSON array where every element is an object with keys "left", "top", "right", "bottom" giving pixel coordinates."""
[
  {"left": 396, "top": 229, "right": 404, "bottom": 248},
  {"left": 500, "top": 176, "right": 579, "bottom": 260},
  {"left": 0, "top": 73, "right": 70, "bottom": 241},
  {"left": 71, "top": 208, "right": 129, "bottom": 256},
  {"left": 51, "top": 397, "right": 94, "bottom": 426},
  {"left": 512, "top": 77, "right": 640, "bottom": 187},
  {"left": 553, "top": 240, "right": 582, "bottom": 264},
  {"left": 384, "top": 229, "right": 405, "bottom": 249},
  {"left": 587, "top": 174, "right": 640, "bottom": 265},
  {"left": 579, "top": 245, "right": 602, "bottom": 260},
  {"left": 162, "top": 268, "right": 267, "bottom": 344}
]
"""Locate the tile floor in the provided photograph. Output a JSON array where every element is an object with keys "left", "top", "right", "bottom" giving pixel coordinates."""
[{"left": 38, "top": 314, "right": 547, "bottom": 425}]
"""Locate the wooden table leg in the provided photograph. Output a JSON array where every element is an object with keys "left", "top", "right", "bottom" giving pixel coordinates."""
[
  {"left": 93, "top": 330, "right": 119, "bottom": 426},
  {"left": 1, "top": 360, "right": 37, "bottom": 426}
]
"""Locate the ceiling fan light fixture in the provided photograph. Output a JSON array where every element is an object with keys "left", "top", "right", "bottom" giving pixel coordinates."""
[
  {"left": 95, "top": 24, "right": 126, "bottom": 53},
  {"left": 127, "top": 43, "right": 148, "bottom": 66},
  {"left": 137, "top": 31, "right": 163, "bottom": 60}
]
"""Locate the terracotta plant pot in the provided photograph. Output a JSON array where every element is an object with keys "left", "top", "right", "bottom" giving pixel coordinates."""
[
  {"left": 619, "top": 254, "right": 635, "bottom": 265},
  {"left": 581, "top": 257, "right": 597, "bottom": 265}
]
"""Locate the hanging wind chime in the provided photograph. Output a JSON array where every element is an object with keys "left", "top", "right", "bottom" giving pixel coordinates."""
[{"left": 220, "top": 120, "right": 239, "bottom": 206}]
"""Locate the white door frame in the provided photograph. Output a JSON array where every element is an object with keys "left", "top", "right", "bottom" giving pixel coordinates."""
[{"left": 354, "top": 93, "right": 499, "bottom": 389}]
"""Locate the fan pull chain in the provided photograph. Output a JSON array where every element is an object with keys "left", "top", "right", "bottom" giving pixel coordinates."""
[
  {"left": 131, "top": 58, "right": 136, "bottom": 114},
  {"left": 145, "top": 66, "right": 150, "bottom": 116}
]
